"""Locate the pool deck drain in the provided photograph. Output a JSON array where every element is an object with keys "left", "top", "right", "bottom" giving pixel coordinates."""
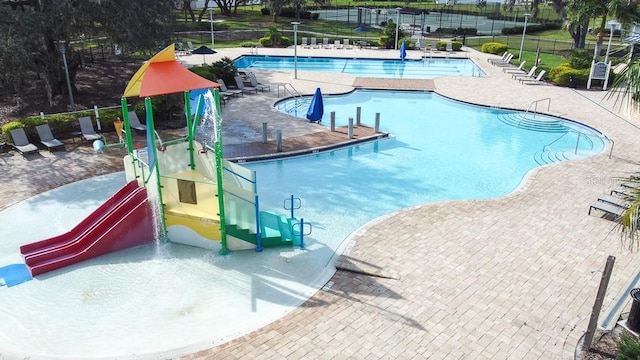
[{"left": 353, "top": 77, "right": 436, "bottom": 91}]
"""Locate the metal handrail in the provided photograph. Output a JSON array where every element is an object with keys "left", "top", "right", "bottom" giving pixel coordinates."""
[
  {"left": 277, "top": 83, "right": 302, "bottom": 98},
  {"left": 523, "top": 97, "right": 551, "bottom": 120}
]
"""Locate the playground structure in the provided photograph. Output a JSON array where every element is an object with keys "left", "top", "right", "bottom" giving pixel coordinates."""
[{"left": 20, "top": 44, "right": 299, "bottom": 277}]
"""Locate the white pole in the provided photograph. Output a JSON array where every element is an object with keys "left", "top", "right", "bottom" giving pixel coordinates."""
[
  {"left": 94, "top": 105, "right": 101, "bottom": 130},
  {"left": 57, "top": 41, "right": 76, "bottom": 112},
  {"left": 292, "top": 22, "right": 300, "bottom": 79},
  {"left": 605, "top": 24, "right": 616, "bottom": 64},
  {"left": 209, "top": 9, "right": 215, "bottom": 49},
  {"left": 395, "top": 8, "right": 401, "bottom": 50},
  {"left": 518, "top": 14, "right": 530, "bottom": 61}
]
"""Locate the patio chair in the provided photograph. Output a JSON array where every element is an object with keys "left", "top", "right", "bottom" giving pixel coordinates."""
[
  {"left": 9, "top": 128, "right": 39, "bottom": 156},
  {"left": 127, "top": 111, "right": 147, "bottom": 132},
  {"left": 310, "top": 37, "right": 319, "bottom": 49},
  {"left": 35, "top": 124, "right": 65, "bottom": 151},
  {"left": 344, "top": 39, "right": 353, "bottom": 49},
  {"left": 322, "top": 38, "right": 331, "bottom": 49},
  {"left": 488, "top": 51, "right": 509, "bottom": 64},
  {"left": 492, "top": 53, "right": 515, "bottom": 67},
  {"left": 334, "top": 40, "right": 343, "bottom": 49},
  {"left": 503, "top": 61, "right": 526, "bottom": 74},
  {"left": 78, "top": 116, "right": 104, "bottom": 142},
  {"left": 430, "top": 40, "right": 438, "bottom": 52},
  {"left": 445, "top": 42, "right": 453, "bottom": 53},
  {"left": 519, "top": 70, "right": 546, "bottom": 84},
  {"left": 217, "top": 79, "right": 243, "bottom": 97},
  {"left": 589, "top": 193, "right": 630, "bottom": 218},
  {"left": 187, "top": 41, "right": 196, "bottom": 52},
  {"left": 512, "top": 66, "right": 537, "bottom": 80},
  {"left": 247, "top": 73, "right": 270, "bottom": 92},
  {"left": 301, "top": 37, "right": 310, "bottom": 49},
  {"left": 234, "top": 75, "right": 258, "bottom": 94}
]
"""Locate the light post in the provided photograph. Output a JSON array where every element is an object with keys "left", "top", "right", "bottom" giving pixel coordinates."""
[
  {"left": 605, "top": 23, "right": 617, "bottom": 64},
  {"left": 57, "top": 40, "right": 76, "bottom": 112},
  {"left": 395, "top": 7, "right": 401, "bottom": 50},
  {"left": 209, "top": 8, "right": 215, "bottom": 49},
  {"left": 292, "top": 21, "right": 300, "bottom": 79},
  {"left": 518, "top": 13, "right": 530, "bottom": 61}
]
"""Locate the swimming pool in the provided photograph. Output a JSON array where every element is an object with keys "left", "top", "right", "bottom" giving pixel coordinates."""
[
  {"left": 0, "top": 93, "right": 607, "bottom": 358},
  {"left": 233, "top": 55, "right": 484, "bottom": 79}
]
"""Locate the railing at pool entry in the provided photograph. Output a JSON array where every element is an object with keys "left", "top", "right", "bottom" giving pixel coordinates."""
[
  {"left": 524, "top": 98, "right": 551, "bottom": 120},
  {"left": 222, "top": 160, "right": 263, "bottom": 251}
]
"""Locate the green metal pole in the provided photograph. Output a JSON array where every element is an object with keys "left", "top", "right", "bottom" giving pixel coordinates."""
[
  {"left": 213, "top": 88, "right": 229, "bottom": 255},
  {"left": 120, "top": 97, "right": 133, "bottom": 154},
  {"left": 184, "top": 91, "right": 195, "bottom": 170},
  {"left": 146, "top": 97, "right": 168, "bottom": 239}
]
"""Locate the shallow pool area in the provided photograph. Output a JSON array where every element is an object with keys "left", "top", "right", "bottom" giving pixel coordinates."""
[{"left": 233, "top": 55, "right": 484, "bottom": 79}]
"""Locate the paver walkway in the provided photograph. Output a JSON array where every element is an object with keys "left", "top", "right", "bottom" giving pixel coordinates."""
[{"left": 2, "top": 46, "right": 640, "bottom": 359}]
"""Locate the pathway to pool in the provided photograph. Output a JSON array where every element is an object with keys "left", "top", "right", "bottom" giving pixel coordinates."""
[{"left": 2, "top": 46, "right": 640, "bottom": 359}]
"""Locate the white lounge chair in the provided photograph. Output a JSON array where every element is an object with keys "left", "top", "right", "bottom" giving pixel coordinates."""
[
  {"left": 503, "top": 61, "right": 526, "bottom": 74},
  {"left": 334, "top": 40, "right": 343, "bottom": 49},
  {"left": 520, "top": 70, "right": 546, "bottom": 85},
  {"left": 234, "top": 76, "right": 258, "bottom": 94},
  {"left": 492, "top": 53, "right": 515, "bottom": 67},
  {"left": 35, "top": 124, "right": 64, "bottom": 151},
  {"left": 78, "top": 116, "right": 104, "bottom": 142},
  {"left": 322, "top": 38, "right": 331, "bottom": 49},
  {"left": 445, "top": 42, "right": 453, "bottom": 52},
  {"left": 512, "top": 66, "right": 537, "bottom": 80},
  {"left": 9, "top": 128, "right": 39, "bottom": 156},
  {"left": 247, "top": 73, "right": 270, "bottom": 92},
  {"left": 488, "top": 51, "right": 509, "bottom": 64},
  {"left": 344, "top": 39, "right": 353, "bottom": 49},
  {"left": 310, "top": 37, "right": 319, "bottom": 49},
  {"left": 127, "top": 111, "right": 147, "bottom": 132},
  {"left": 301, "top": 37, "right": 309, "bottom": 48}
]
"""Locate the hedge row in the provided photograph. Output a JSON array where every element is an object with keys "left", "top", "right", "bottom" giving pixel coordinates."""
[{"left": 501, "top": 22, "right": 562, "bottom": 35}]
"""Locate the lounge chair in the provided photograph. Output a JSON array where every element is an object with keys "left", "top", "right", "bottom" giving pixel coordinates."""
[
  {"left": 127, "top": 111, "right": 147, "bottom": 132},
  {"left": 78, "top": 116, "right": 104, "bottom": 142},
  {"left": 310, "top": 37, "right": 319, "bottom": 49},
  {"left": 492, "top": 53, "right": 515, "bottom": 67},
  {"left": 187, "top": 41, "right": 196, "bottom": 53},
  {"left": 217, "top": 79, "right": 242, "bottom": 97},
  {"left": 301, "top": 37, "right": 310, "bottom": 49},
  {"left": 430, "top": 40, "right": 438, "bottom": 52},
  {"left": 322, "top": 38, "right": 331, "bottom": 49},
  {"left": 334, "top": 40, "right": 343, "bottom": 49},
  {"left": 512, "top": 66, "right": 537, "bottom": 80},
  {"left": 9, "top": 128, "right": 39, "bottom": 156},
  {"left": 445, "top": 42, "right": 453, "bottom": 53},
  {"left": 247, "top": 73, "right": 270, "bottom": 92},
  {"left": 589, "top": 199, "right": 626, "bottom": 218},
  {"left": 488, "top": 51, "right": 509, "bottom": 64},
  {"left": 503, "top": 61, "right": 526, "bottom": 74},
  {"left": 344, "top": 39, "right": 353, "bottom": 49},
  {"left": 35, "top": 124, "right": 65, "bottom": 151},
  {"left": 234, "top": 75, "right": 258, "bottom": 94},
  {"left": 519, "top": 70, "right": 546, "bottom": 84}
]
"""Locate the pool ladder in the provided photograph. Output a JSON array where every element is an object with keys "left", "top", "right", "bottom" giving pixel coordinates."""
[{"left": 278, "top": 83, "right": 305, "bottom": 113}]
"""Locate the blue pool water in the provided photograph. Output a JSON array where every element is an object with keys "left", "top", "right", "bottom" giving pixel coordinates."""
[
  {"left": 249, "top": 90, "right": 606, "bottom": 247},
  {"left": 233, "top": 55, "right": 484, "bottom": 79}
]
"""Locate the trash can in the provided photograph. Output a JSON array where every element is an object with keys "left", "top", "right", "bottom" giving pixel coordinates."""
[
  {"left": 568, "top": 76, "right": 577, "bottom": 89},
  {"left": 627, "top": 288, "right": 640, "bottom": 332}
]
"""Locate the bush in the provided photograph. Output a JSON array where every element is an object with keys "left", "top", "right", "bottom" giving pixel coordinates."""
[
  {"left": 279, "top": 36, "right": 291, "bottom": 47},
  {"left": 617, "top": 332, "right": 640, "bottom": 360},
  {"left": 548, "top": 63, "right": 590, "bottom": 87},
  {"left": 189, "top": 66, "right": 216, "bottom": 81},
  {"left": 501, "top": 22, "right": 562, "bottom": 35},
  {"left": 259, "top": 37, "right": 272, "bottom": 47},
  {"left": 435, "top": 27, "right": 478, "bottom": 36},
  {"left": 239, "top": 41, "right": 259, "bottom": 48},
  {"left": 451, "top": 41, "right": 463, "bottom": 51},
  {"left": 260, "top": 8, "right": 270, "bottom": 15},
  {"left": 481, "top": 42, "right": 508, "bottom": 55},
  {"left": 209, "top": 57, "right": 238, "bottom": 86},
  {"left": 569, "top": 50, "right": 593, "bottom": 69}
]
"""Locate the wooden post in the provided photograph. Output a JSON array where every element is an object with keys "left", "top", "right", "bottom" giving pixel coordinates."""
[{"left": 583, "top": 256, "right": 616, "bottom": 351}]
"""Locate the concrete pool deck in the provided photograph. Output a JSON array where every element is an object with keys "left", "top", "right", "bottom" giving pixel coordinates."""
[{"left": 2, "top": 46, "right": 640, "bottom": 359}]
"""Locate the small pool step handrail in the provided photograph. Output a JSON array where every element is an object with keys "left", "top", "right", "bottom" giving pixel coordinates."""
[
  {"left": 521, "top": 97, "right": 551, "bottom": 123},
  {"left": 277, "top": 83, "right": 302, "bottom": 99}
]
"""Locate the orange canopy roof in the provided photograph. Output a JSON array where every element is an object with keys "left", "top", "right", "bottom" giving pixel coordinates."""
[{"left": 123, "top": 44, "right": 219, "bottom": 98}]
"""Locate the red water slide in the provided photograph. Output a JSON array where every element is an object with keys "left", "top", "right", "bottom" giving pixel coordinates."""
[{"left": 20, "top": 181, "right": 155, "bottom": 277}]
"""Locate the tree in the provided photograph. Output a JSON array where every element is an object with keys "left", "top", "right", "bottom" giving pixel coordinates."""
[
  {"left": 0, "top": 0, "right": 175, "bottom": 109},
  {"left": 591, "top": 0, "right": 639, "bottom": 60},
  {"left": 268, "top": 0, "right": 288, "bottom": 23}
]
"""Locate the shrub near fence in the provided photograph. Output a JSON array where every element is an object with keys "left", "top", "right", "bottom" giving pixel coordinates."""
[{"left": 466, "top": 35, "right": 595, "bottom": 56}]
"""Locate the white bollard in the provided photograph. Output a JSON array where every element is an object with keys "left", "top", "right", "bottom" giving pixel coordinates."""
[
  {"left": 356, "top": 107, "right": 361, "bottom": 126},
  {"left": 276, "top": 129, "right": 282, "bottom": 152},
  {"left": 375, "top": 113, "right": 380, "bottom": 133},
  {"left": 348, "top": 117, "right": 354, "bottom": 139},
  {"left": 94, "top": 105, "right": 101, "bottom": 131},
  {"left": 262, "top": 122, "right": 268, "bottom": 144},
  {"left": 40, "top": 112, "right": 45, "bottom": 119},
  {"left": 330, "top": 111, "right": 336, "bottom": 132}
]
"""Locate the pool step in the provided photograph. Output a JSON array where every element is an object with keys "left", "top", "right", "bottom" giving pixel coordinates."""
[
  {"left": 534, "top": 150, "right": 586, "bottom": 165},
  {"left": 497, "top": 113, "right": 567, "bottom": 133}
]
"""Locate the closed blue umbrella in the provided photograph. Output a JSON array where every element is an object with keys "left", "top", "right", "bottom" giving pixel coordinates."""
[
  {"left": 306, "top": 87, "right": 324, "bottom": 123},
  {"left": 400, "top": 40, "right": 407, "bottom": 60}
]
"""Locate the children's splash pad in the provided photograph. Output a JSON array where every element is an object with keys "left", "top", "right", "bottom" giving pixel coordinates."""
[{"left": 0, "top": 44, "right": 317, "bottom": 358}]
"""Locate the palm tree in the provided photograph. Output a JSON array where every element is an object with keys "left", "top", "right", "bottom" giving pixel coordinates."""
[
  {"left": 606, "top": 60, "right": 640, "bottom": 249},
  {"left": 592, "top": 0, "right": 639, "bottom": 59}
]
